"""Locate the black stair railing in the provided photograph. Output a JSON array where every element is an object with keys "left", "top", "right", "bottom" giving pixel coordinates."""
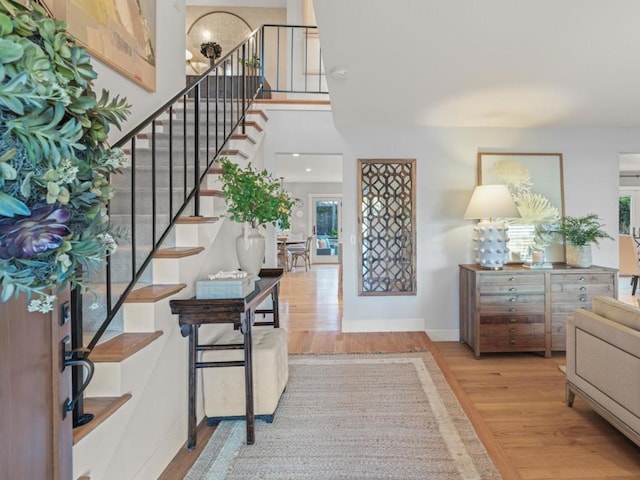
[{"left": 69, "top": 24, "right": 326, "bottom": 426}]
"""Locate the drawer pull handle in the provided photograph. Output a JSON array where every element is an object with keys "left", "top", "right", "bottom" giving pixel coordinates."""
[
  {"left": 509, "top": 328, "right": 516, "bottom": 333},
  {"left": 509, "top": 277, "right": 516, "bottom": 282},
  {"left": 509, "top": 308, "right": 517, "bottom": 312},
  {"left": 509, "top": 339, "right": 517, "bottom": 345},
  {"left": 509, "top": 287, "right": 517, "bottom": 292},
  {"left": 579, "top": 295, "right": 587, "bottom": 302},
  {"left": 579, "top": 276, "right": 586, "bottom": 281},
  {"left": 509, "top": 297, "right": 517, "bottom": 302},
  {"left": 509, "top": 318, "right": 517, "bottom": 323},
  {"left": 579, "top": 286, "right": 587, "bottom": 291}
]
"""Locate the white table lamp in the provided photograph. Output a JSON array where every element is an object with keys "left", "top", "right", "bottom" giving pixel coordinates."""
[{"left": 464, "top": 185, "right": 521, "bottom": 269}]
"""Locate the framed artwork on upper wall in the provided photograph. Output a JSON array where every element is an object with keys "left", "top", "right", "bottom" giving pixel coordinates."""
[
  {"left": 42, "top": 0, "right": 156, "bottom": 91},
  {"left": 478, "top": 152, "right": 565, "bottom": 264}
]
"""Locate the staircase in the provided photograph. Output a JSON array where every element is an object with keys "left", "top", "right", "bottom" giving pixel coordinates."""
[
  {"left": 65, "top": 21, "right": 328, "bottom": 478},
  {"left": 71, "top": 98, "right": 270, "bottom": 479}
]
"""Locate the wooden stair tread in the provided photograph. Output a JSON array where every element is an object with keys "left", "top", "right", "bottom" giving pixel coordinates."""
[
  {"left": 126, "top": 284, "right": 187, "bottom": 303},
  {"left": 155, "top": 246, "right": 204, "bottom": 258},
  {"left": 246, "top": 109, "right": 269, "bottom": 121},
  {"left": 243, "top": 120, "right": 263, "bottom": 132},
  {"left": 230, "top": 133, "right": 257, "bottom": 144},
  {"left": 90, "top": 331, "right": 163, "bottom": 362},
  {"left": 176, "top": 215, "right": 219, "bottom": 224},
  {"left": 207, "top": 165, "right": 222, "bottom": 175},
  {"left": 199, "top": 189, "right": 224, "bottom": 197},
  {"left": 73, "top": 394, "right": 132, "bottom": 445},
  {"left": 219, "top": 149, "right": 249, "bottom": 159}
]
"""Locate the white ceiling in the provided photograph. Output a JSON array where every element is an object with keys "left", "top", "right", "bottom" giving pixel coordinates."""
[
  {"left": 276, "top": 153, "right": 343, "bottom": 183},
  {"left": 313, "top": 0, "right": 640, "bottom": 128}
]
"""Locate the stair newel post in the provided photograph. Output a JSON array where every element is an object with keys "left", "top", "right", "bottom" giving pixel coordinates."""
[
  {"left": 260, "top": 26, "right": 266, "bottom": 99},
  {"left": 193, "top": 82, "right": 201, "bottom": 217},
  {"left": 70, "top": 281, "right": 94, "bottom": 427},
  {"left": 241, "top": 43, "right": 246, "bottom": 135}
]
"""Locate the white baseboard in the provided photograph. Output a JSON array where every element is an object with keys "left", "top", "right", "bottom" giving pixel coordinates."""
[
  {"left": 341, "top": 317, "right": 424, "bottom": 333},
  {"left": 425, "top": 329, "right": 459, "bottom": 342},
  {"left": 341, "top": 318, "right": 459, "bottom": 343}
]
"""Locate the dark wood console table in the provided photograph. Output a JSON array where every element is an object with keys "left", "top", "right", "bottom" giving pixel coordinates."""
[{"left": 169, "top": 268, "right": 283, "bottom": 449}]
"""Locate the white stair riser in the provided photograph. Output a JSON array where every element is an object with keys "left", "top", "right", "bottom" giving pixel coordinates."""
[
  {"left": 123, "top": 296, "right": 188, "bottom": 333},
  {"left": 73, "top": 401, "right": 134, "bottom": 479},
  {"left": 86, "top": 336, "right": 165, "bottom": 397},
  {"left": 152, "top": 252, "right": 207, "bottom": 284},
  {"left": 175, "top": 218, "right": 225, "bottom": 248}
]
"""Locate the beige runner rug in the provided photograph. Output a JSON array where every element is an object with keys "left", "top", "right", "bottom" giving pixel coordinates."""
[{"left": 186, "top": 352, "right": 501, "bottom": 480}]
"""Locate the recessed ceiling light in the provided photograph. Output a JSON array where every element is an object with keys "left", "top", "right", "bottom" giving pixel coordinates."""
[
  {"left": 305, "top": 168, "right": 312, "bottom": 172},
  {"left": 292, "top": 153, "right": 300, "bottom": 157}
]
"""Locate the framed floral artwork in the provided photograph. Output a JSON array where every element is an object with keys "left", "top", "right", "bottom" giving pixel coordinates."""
[
  {"left": 478, "top": 152, "right": 565, "bottom": 264},
  {"left": 41, "top": 0, "right": 156, "bottom": 91}
]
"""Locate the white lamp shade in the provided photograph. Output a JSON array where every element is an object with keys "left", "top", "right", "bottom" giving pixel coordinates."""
[{"left": 463, "top": 184, "right": 520, "bottom": 220}]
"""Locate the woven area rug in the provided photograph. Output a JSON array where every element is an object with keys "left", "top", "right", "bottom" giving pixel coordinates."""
[{"left": 186, "top": 352, "right": 501, "bottom": 480}]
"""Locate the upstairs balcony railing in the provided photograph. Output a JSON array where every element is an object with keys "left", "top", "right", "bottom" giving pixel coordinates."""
[{"left": 70, "top": 24, "right": 327, "bottom": 426}]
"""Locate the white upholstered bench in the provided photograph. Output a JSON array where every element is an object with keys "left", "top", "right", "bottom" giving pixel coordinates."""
[{"left": 201, "top": 327, "right": 288, "bottom": 423}]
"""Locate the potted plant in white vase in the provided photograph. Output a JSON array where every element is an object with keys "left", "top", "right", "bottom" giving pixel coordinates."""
[
  {"left": 554, "top": 214, "right": 613, "bottom": 268},
  {"left": 218, "top": 157, "right": 296, "bottom": 277}
]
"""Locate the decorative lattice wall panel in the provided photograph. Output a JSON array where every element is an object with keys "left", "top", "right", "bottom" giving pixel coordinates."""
[{"left": 357, "top": 159, "right": 416, "bottom": 296}]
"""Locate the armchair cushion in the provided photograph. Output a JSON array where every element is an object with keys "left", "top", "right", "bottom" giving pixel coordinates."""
[{"left": 592, "top": 296, "right": 640, "bottom": 332}]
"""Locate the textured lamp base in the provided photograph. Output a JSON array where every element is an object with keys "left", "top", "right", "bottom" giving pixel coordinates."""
[{"left": 472, "top": 220, "right": 510, "bottom": 269}]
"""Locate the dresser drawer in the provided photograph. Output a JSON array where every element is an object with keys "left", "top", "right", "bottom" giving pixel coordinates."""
[
  {"left": 480, "top": 323, "right": 545, "bottom": 336},
  {"left": 551, "top": 273, "right": 614, "bottom": 286},
  {"left": 480, "top": 315, "right": 544, "bottom": 325},
  {"left": 551, "top": 331, "right": 566, "bottom": 351},
  {"left": 479, "top": 282, "right": 546, "bottom": 294},
  {"left": 479, "top": 331, "right": 545, "bottom": 352},
  {"left": 479, "top": 294, "right": 545, "bottom": 314},
  {"left": 478, "top": 273, "right": 544, "bottom": 294}
]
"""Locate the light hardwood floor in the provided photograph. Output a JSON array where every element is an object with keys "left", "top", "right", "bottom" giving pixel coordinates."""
[{"left": 161, "top": 266, "right": 640, "bottom": 479}]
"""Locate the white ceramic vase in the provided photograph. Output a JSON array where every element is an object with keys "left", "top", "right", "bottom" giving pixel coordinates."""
[
  {"left": 235, "top": 224, "right": 265, "bottom": 277},
  {"left": 566, "top": 244, "right": 592, "bottom": 268}
]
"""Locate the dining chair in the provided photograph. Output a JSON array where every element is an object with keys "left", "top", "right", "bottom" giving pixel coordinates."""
[
  {"left": 277, "top": 239, "right": 289, "bottom": 272},
  {"left": 619, "top": 234, "right": 640, "bottom": 295},
  {"left": 289, "top": 236, "right": 312, "bottom": 271}
]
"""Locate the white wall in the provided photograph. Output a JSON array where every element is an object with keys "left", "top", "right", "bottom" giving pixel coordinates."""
[{"left": 263, "top": 106, "right": 636, "bottom": 340}]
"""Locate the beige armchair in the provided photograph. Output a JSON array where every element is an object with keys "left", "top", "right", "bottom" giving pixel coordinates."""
[{"left": 566, "top": 296, "right": 640, "bottom": 446}]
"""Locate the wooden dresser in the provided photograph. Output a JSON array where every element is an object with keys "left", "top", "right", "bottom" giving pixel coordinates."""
[{"left": 459, "top": 264, "right": 618, "bottom": 358}]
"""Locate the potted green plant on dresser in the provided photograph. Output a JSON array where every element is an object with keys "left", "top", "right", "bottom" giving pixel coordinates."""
[{"left": 554, "top": 213, "right": 613, "bottom": 267}]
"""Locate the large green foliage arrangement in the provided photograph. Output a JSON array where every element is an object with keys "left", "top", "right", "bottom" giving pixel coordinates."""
[
  {"left": 219, "top": 157, "right": 296, "bottom": 230},
  {"left": 0, "top": 0, "right": 129, "bottom": 311}
]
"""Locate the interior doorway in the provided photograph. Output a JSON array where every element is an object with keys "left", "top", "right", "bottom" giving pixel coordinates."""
[
  {"left": 309, "top": 195, "right": 342, "bottom": 264},
  {"left": 619, "top": 153, "right": 640, "bottom": 234}
]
